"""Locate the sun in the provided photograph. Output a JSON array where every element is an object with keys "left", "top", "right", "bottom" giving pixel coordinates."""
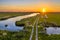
[
  {"left": 41, "top": 8, "right": 47, "bottom": 15},
  {"left": 42, "top": 8, "right": 46, "bottom": 12}
]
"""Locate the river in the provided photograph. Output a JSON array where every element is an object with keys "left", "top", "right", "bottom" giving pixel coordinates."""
[{"left": 0, "top": 13, "right": 39, "bottom": 32}]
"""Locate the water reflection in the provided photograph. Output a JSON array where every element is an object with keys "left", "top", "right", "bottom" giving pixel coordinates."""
[{"left": 46, "top": 27, "right": 60, "bottom": 34}]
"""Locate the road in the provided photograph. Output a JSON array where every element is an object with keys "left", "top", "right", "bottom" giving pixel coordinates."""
[
  {"left": 29, "top": 25, "right": 34, "bottom": 40},
  {"left": 36, "top": 17, "right": 39, "bottom": 40},
  {"left": 29, "top": 15, "right": 39, "bottom": 40},
  {"left": 29, "top": 16, "right": 37, "bottom": 40}
]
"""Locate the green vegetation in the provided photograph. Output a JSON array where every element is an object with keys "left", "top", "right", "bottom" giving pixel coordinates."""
[
  {"left": 39, "top": 12, "right": 60, "bottom": 25},
  {"left": 0, "top": 12, "right": 35, "bottom": 40},
  {"left": 38, "top": 26, "right": 60, "bottom": 40},
  {"left": 38, "top": 12, "right": 60, "bottom": 40},
  {"left": 0, "top": 12, "right": 32, "bottom": 20},
  {"left": 0, "top": 12, "right": 37, "bottom": 40},
  {"left": 16, "top": 16, "right": 36, "bottom": 26},
  {"left": 15, "top": 16, "right": 37, "bottom": 40},
  {"left": 0, "top": 29, "right": 32, "bottom": 40},
  {"left": 47, "top": 13, "right": 60, "bottom": 25},
  {"left": 0, "top": 30, "right": 24, "bottom": 40},
  {"left": 0, "top": 12, "right": 32, "bottom": 17},
  {"left": 0, "top": 12, "right": 60, "bottom": 40}
]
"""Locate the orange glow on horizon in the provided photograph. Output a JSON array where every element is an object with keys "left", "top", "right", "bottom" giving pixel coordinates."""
[{"left": 0, "top": 5, "right": 60, "bottom": 12}]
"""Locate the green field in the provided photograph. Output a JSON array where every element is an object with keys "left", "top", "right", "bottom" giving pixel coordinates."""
[
  {"left": 0, "top": 12, "right": 33, "bottom": 20},
  {"left": 39, "top": 12, "right": 60, "bottom": 25},
  {"left": 0, "top": 12, "right": 33, "bottom": 17},
  {"left": 47, "top": 13, "right": 60, "bottom": 25}
]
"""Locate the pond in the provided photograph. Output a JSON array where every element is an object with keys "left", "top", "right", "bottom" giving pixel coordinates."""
[
  {"left": 46, "top": 27, "right": 60, "bottom": 34},
  {"left": 0, "top": 13, "right": 39, "bottom": 32}
]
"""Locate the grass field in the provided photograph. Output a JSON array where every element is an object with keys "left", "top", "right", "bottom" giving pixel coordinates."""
[
  {"left": 0, "top": 12, "right": 33, "bottom": 20},
  {"left": 0, "top": 12, "right": 33, "bottom": 17},
  {"left": 39, "top": 12, "right": 60, "bottom": 25},
  {"left": 47, "top": 13, "right": 60, "bottom": 25}
]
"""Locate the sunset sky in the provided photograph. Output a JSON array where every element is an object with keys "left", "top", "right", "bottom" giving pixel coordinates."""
[{"left": 0, "top": 0, "right": 60, "bottom": 12}]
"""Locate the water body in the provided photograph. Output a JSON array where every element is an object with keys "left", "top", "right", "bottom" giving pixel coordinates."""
[
  {"left": 46, "top": 27, "right": 60, "bottom": 34},
  {"left": 0, "top": 13, "right": 39, "bottom": 32}
]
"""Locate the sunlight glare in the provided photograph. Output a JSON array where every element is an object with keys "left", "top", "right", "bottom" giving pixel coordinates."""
[{"left": 42, "top": 8, "right": 46, "bottom": 13}]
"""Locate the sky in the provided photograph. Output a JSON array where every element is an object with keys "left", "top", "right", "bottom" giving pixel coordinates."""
[{"left": 0, "top": 0, "right": 60, "bottom": 12}]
